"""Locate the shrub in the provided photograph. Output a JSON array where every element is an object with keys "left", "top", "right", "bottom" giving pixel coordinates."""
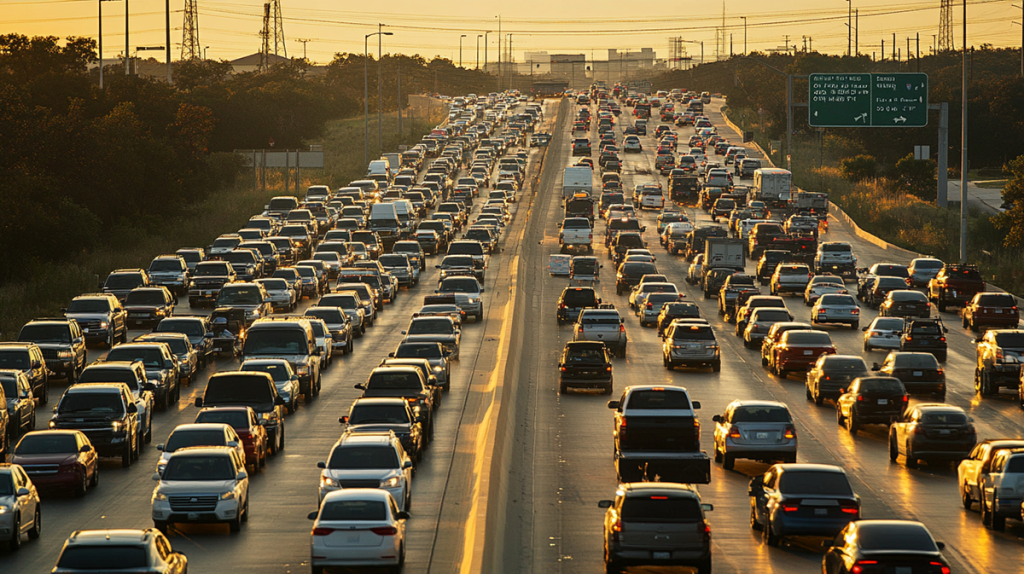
[{"left": 839, "top": 155, "right": 879, "bottom": 182}]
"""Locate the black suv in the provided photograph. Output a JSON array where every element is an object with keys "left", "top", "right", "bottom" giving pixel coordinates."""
[
  {"left": 50, "top": 382, "right": 141, "bottom": 467},
  {"left": 64, "top": 293, "right": 128, "bottom": 348},
  {"left": 0, "top": 343, "right": 50, "bottom": 404},
  {"left": 188, "top": 261, "right": 237, "bottom": 308},
  {"left": 101, "top": 269, "right": 151, "bottom": 302},
  {"left": 558, "top": 341, "right": 614, "bottom": 394},
  {"left": 557, "top": 286, "right": 601, "bottom": 324},
  {"left": 756, "top": 250, "right": 789, "bottom": 284},
  {"left": 17, "top": 318, "right": 87, "bottom": 383},
  {"left": 900, "top": 318, "right": 949, "bottom": 362}
]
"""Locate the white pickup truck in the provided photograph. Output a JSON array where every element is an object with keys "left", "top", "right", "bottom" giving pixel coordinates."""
[{"left": 559, "top": 217, "right": 594, "bottom": 254}]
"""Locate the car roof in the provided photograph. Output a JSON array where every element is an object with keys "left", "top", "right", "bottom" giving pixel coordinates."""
[
  {"left": 66, "top": 529, "right": 158, "bottom": 545},
  {"left": 170, "top": 423, "right": 232, "bottom": 433},
  {"left": 914, "top": 403, "right": 966, "bottom": 413},
  {"left": 353, "top": 397, "right": 410, "bottom": 407},
  {"left": 321, "top": 488, "right": 393, "bottom": 504},
  {"left": 336, "top": 432, "right": 397, "bottom": 447},
  {"left": 166, "top": 445, "right": 236, "bottom": 458},
  {"left": 620, "top": 482, "right": 700, "bottom": 496},
  {"left": 776, "top": 463, "right": 847, "bottom": 474}
]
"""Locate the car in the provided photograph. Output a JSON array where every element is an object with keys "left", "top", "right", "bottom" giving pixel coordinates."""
[
  {"left": 861, "top": 317, "right": 905, "bottom": 352},
  {"left": 52, "top": 528, "right": 187, "bottom": 573},
  {"left": 767, "top": 329, "right": 836, "bottom": 377},
  {"left": 889, "top": 404, "right": 977, "bottom": 468},
  {"left": 864, "top": 276, "right": 914, "bottom": 309},
  {"left": 307, "top": 488, "right": 409, "bottom": 574},
  {"left": 656, "top": 302, "right": 701, "bottom": 336},
  {"left": 76, "top": 361, "right": 155, "bottom": 445},
  {"left": 742, "top": 308, "right": 795, "bottom": 348},
  {"left": 16, "top": 317, "right": 88, "bottom": 384},
  {"left": 156, "top": 422, "right": 246, "bottom": 476},
  {"left": 194, "top": 407, "right": 270, "bottom": 474},
  {"left": 238, "top": 359, "right": 301, "bottom": 414},
  {"left": 151, "top": 446, "right": 250, "bottom": 533},
  {"left": 49, "top": 382, "right": 141, "bottom": 468},
  {"left": 147, "top": 254, "right": 191, "bottom": 296},
  {"left": 558, "top": 341, "right": 613, "bottom": 394},
  {"left": 900, "top": 317, "right": 949, "bottom": 361},
  {"left": 0, "top": 343, "right": 50, "bottom": 405},
  {"left": 958, "top": 438, "right": 1024, "bottom": 512},
  {"left": 256, "top": 277, "right": 298, "bottom": 312},
  {"left": 11, "top": 430, "right": 98, "bottom": 497},
  {"left": 390, "top": 341, "right": 451, "bottom": 391},
  {"left": 663, "top": 322, "right": 721, "bottom": 371},
  {"left": 340, "top": 398, "right": 424, "bottom": 463},
  {"left": 810, "top": 293, "right": 860, "bottom": 328},
  {"left": 103, "top": 342, "right": 179, "bottom": 411},
  {"left": 132, "top": 333, "right": 200, "bottom": 388},
  {"left": 305, "top": 307, "right": 354, "bottom": 357},
  {"left": 315, "top": 429, "right": 414, "bottom": 508},
  {"left": 598, "top": 483, "right": 713, "bottom": 574},
  {"left": 805, "top": 354, "right": 870, "bottom": 405},
  {"left": 355, "top": 366, "right": 437, "bottom": 440},
  {"left": 0, "top": 463, "right": 42, "bottom": 550},
  {"left": 0, "top": 370, "right": 35, "bottom": 441},
  {"left": 907, "top": 257, "right": 945, "bottom": 287},
  {"left": 822, "top": 520, "right": 949, "bottom": 574},
  {"left": 101, "top": 268, "right": 151, "bottom": 302},
  {"left": 962, "top": 292, "right": 1020, "bottom": 331},
  {"left": 63, "top": 293, "right": 128, "bottom": 349},
  {"left": 873, "top": 351, "right": 946, "bottom": 399},
  {"left": 575, "top": 308, "right": 628, "bottom": 358},
  {"left": 879, "top": 290, "right": 932, "bottom": 318},
  {"left": 803, "top": 280, "right": 849, "bottom": 306},
  {"left": 712, "top": 401, "right": 796, "bottom": 469},
  {"left": 748, "top": 463, "right": 860, "bottom": 547},
  {"left": 836, "top": 376, "right": 909, "bottom": 433},
  {"left": 973, "top": 329, "right": 1024, "bottom": 398},
  {"left": 735, "top": 295, "right": 788, "bottom": 335}
]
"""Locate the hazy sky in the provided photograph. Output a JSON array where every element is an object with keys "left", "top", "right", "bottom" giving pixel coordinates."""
[{"left": 1, "top": 0, "right": 1016, "bottom": 65}]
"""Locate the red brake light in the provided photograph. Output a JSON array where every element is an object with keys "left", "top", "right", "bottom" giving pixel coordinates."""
[
  {"left": 784, "top": 427, "right": 796, "bottom": 439},
  {"left": 370, "top": 526, "right": 398, "bottom": 536},
  {"left": 312, "top": 527, "right": 334, "bottom": 536},
  {"left": 840, "top": 507, "right": 860, "bottom": 515},
  {"left": 856, "top": 395, "right": 864, "bottom": 402},
  {"left": 782, "top": 505, "right": 799, "bottom": 512},
  {"left": 728, "top": 425, "right": 741, "bottom": 438},
  {"left": 611, "top": 519, "right": 624, "bottom": 532},
  {"left": 650, "top": 496, "right": 668, "bottom": 500},
  {"left": 620, "top": 324, "right": 626, "bottom": 332}
]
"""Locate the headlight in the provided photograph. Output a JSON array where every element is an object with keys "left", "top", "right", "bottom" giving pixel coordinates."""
[
  {"left": 321, "top": 476, "right": 340, "bottom": 487},
  {"left": 251, "top": 310, "right": 261, "bottom": 317},
  {"left": 220, "top": 491, "right": 236, "bottom": 500},
  {"left": 261, "top": 411, "right": 278, "bottom": 422},
  {"left": 57, "top": 350, "right": 72, "bottom": 359},
  {"left": 381, "top": 476, "right": 402, "bottom": 488},
  {"left": 149, "top": 378, "right": 163, "bottom": 387},
  {"left": 433, "top": 366, "right": 443, "bottom": 373},
  {"left": 99, "top": 321, "right": 109, "bottom": 329},
  {"left": 296, "top": 366, "right": 309, "bottom": 375},
  {"left": 111, "top": 420, "right": 124, "bottom": 431},
  {"left": 153, "top": 491, "right": 167, "bottom": 502}
]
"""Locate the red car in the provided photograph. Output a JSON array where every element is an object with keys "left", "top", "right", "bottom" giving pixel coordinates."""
[
  {"left": 193, "top": 406, "right": 269, "bottom": 470},
  {"left": 11, "top": 430, "right": 99, "bottom": 496},
  {"left": 962, "top": 292, "right": 1020, "bottom": 331},
  {"left": 768, "top": 329, "right": 837, "bottom": 377}
]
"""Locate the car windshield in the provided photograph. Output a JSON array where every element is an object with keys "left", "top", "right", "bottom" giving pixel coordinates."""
[
  {"left": 627, "top": 390, "right": 691, "bottom": 409},
  {"left": 155, "top": 320, "right": 205, "bottom": 338},
  {"left": 57, "top": 546, "right": 149, "bottom": 569},
  {"left": 243, "top": 330, "right": 307, "bottom": 354},
  {"left": 856, "top": 524, "right": 938, "bottom": 552},
  {"left": 328, "top": 445, "right": 400, "bottom": 470},
  {"left": 732, "top": 406, "right": 792, "bottom": 423},
  {"left": 67, "top": 299, "right": 112, "bottom": 313},
  {"left": 443, "top": 256, "right": 474, "bottom": 268},
  {"left": 59, "top": 392, "right": 124, "bottom": 415},
  {"left": 348, "top": 405, "right": 410, "bottom": 425},
  {"left": 212, "top": 237, "right": 240, "bottom": 248},
  {"left": 195, "top": 264, "right": 229, "bottom": 277},
  {"left": 106, "top": 347, "right": 164, "bottom": 368},
  {"left": 379, "top": 255, "right": 409, "bottom": 267},
  {"left": 104, "top": 274, "right": 143, "bottom": 289},
  {"left": 149, "top": 260, "right": 182, "bottom": 272},
  {"left": 19, "top": 324, "right": 70, "bottom": 343},
  {"left": 440, "top": 278, "right": 480, "bottom": 293},
  {"left": 408, "top": 319, "right": 453, "bottom": 334},
  {"left": 309, "top": 322, "right": 327, "bottom": 337},
  {"left": 892, "top": 354, "right": 939, "bottom": 368},
  {"left": 165, "top": 430, "right": 227, "bottom": 452},
  {"left": 125, "top": 290, "right": 166, "bottom": 306},
  {"left": 778, "top": 471, "right": 853, "bottom": 495},
  {"left": 320, "top": 500, "right": 388, "bottom": 521},
  {"left": 78, "top": 368, "right": 139, "bottom": 391},
  {"left": 395, "top": 344, "right": 442, "bottom": 359},
  {"left": 15, "top": 433, "right": 78, "bottom": 455},
  {"left": 259, "top": 279, "right": 288, "bottom": 291},
  {"left": 621, "top": 496, "right": 701, "bottom": 522},
  {"left": 162, "top": 455, "right": 236, "bottom": 481},
  {"left": 195, "top": 410, "right": 248, "bottom": 428}
]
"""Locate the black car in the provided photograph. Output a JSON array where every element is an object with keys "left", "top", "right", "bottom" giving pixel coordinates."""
[
  {"left": 756, "top": 250, "right": 789, "bottom": 284},
  {"left": 657, "top": 302, "right": 702, "bottom": 336},
  {"left": 822, "top": 520, "right": 949, "bottom": 574},
  {"left": 556, "top": 287, "right": 601, "bottom": 325},
  {"left": 879, "top": 290, "right": 932, "bottom": 318},
  {"left": 701, "top": 268, "right": 735, "bottom": 299},
  {"left": 615, "top": 262, "right": 658, "bottom": 295},
  {"left": 900, "top": 318, "right": 948, "bottom": 361},
  {"left": 875, "top": 351, "right": 946, "bottom": 400},
  {"left": 806, "top": 355, "right": 871, "bottom": 405},
  {"left": 558, "top": 341, "right": 614, "bottom": 394},
  {"left": 836, "top": 376, "right": 908, "bottom": 433},
  {"left": 857, "top": 263, "right": 910, "bottom": 300}
]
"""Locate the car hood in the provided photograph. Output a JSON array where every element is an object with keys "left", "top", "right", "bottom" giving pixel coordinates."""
[
  {"left": 156, "top": 479, "right": 237, "bottom": 495},
  {"left": 65, "top": 312, "right": 111, "bottom": 322}
]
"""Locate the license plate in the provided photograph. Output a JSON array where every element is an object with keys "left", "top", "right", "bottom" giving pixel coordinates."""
[
  {"left": 757, "top": 432, "right": 768, "bottom": 439},
  {"left": 996, "top": 309, "right": 1003, "bottom": 314},
  {"left": 205, "top": 291, "right": 213, "bottom": 296},
  {"left": 187, "top": 513, "right": 199, "bottom": 521},
  {"left": 878, "top": 398, "right": 888, "bottom": 405},
  {"left": 815, "top": 508, "right": 828, "bottom": 516},
  {"left": 896, "top": 568, "right": 913, "bottom": 574},
  {"left": 913, "top": 371, "right": 923, "bottom": 377},
  {"left": 939, "top": 429, "right": 951, "bottom": 435},
  {"left": 907, "top": 305, "right": 917, "bottom": 309},
  {"left": 653, "top": 552, "right": 671, "bottom": 560},
  {"left": 212, "top": 347, "right": 222, "bottom": 352},
  {"left": 804, "top": 350, "right": 813, "bottom": 355},
  {"left": 135, "top": 320, "right": 143, "bottom": 325}
]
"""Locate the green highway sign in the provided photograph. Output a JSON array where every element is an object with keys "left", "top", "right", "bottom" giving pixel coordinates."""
[{"left": 809, "top": 73, "right": 928, "bottom": 128}]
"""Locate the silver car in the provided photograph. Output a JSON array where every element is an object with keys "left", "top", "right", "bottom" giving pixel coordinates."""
[
  {"left": 155, "top": 423, "right": 244, "bottom": 476},
  {"left": 810, "top": 293, "right": 861, "bottom": 329},
  {"left": 256, "top": 277, "right": 297, "bottom": 312},
  {"left": 0, "top": 463, "right": 41, "bottom": 550},
  {"left": 861, "top": 317, "right": 905, "bottom": 352},
  {"left": 908, "top": 257, "right": 945, "bottom": 287},
  {"left": 640, "top": 292, "right": 687, "bottom": 327},
  {"left": 712, "top": 400, "right": 797, "bottom": 469},
  {"left": 662, "top": 322, "right": 721, "bottom": 371},
  {"left": 379, "top": 254, "right": 418, "bottom": 286},
  {"left": 319, "top": 291, "right": 366, "bottom": 336},
  {"left": 743, "top": 308, "right": 796, "bottom": 348}
]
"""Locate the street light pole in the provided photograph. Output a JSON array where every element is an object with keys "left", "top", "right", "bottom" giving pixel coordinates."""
[
  {"left": 378, "top": 23, "right": 391, "bottom": 156},
  {"left": 960, "top": 0, "right": 968, "bottom": 263},
  {"left": 124, "top": 0, "right": 129, "bottom": 75},
  {"left": 165, "top": 0, "right": 171, "bottom": 84},
  {"left": 460, "top": 35, "right": 466, "bottom": 67},
  {"left": 364, "top": 30, "right": 394, "bottom": 166},
  {"left": 846, "top": 0, "right": 852, "bottom": 56}
]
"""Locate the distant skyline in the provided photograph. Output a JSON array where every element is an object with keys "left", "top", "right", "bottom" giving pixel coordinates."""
[{"left": 1, "top": 0, "right": 1018, "bottom": 65}]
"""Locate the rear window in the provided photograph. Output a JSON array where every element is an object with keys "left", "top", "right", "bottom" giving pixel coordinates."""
[
  {"left": 822, "top": 244, "right": 852, "bottom": 253},
  {"left": 819, "top": 295, "right": 857, "bottom": 306},
  {"left": 621, "top": 496, "right": 701, "bottom": 522},
  {"left": 890, "top": 291, "right": 927, "bottom": 301},
  {"left": 320, "top": 500, "right": 388, "bottom": 521},
  {"left": 1005, "top": 456, "right": 1024, "bottom": 473},
  {"left": 367, "top": 371, "right": 421, "bottom": 390},
  {"left": 822, "top": 357, "right": 868, "bottom": 370},
  {"left": 732, "top": 406, "right": 791, "bottom": 423},
  {"left": 994, "top": 333, "right": 1024, "bottom": 347},
  {"left": 856, "top": 524, "right": 938, "bottom": 552},
  {"left": 622, "top": 263, "right": 658, "bottom": 276},
  {"left": 977, "top": 294, "right": 1016, "bottom": 307},
  {"left": 909, "top": 322, "right": 941, "bottom": 335},
  {"left": 581, "top": 313, "right": 620, "bottom": 325},
  {"left": 562, "top": 289, "right": 597, "bottom": 305},
  {"left": 58, "top": 546, "right": 149, "bottom": 569},
  {"left": 672, "top": 326, "right": 715, "bottom": 340},
  {"left": 328, "top": 446, "right": 400, "bottom": 470},
  {"left": 857, "top": 378, "right": 905, "bottom": 393},
  {"left": 921, "top": 412, "right": 967, "bottom": 425},
  {"left": 947, "top": 266, "right": 982, "bottom": 280},
  {"left": 626, "top": 390, "right": 691, "bottom": 409},
  {"left": 877, "top": 277, "right": 909, "bottom": 288},
  {"left": 753, "top": 310, "right": 791, "bottom": 322},
  {"left": 778, "top": 471, "right": 853, "bottom": 496},
  {"left": 874, "top": 265, "right": 909, "bottom": 278},
  {"left": 785, "top": 332, "right": 833, "bottom": 345},
  {"left": 892, "top": 354, "right": 939, "bottom": 368}
]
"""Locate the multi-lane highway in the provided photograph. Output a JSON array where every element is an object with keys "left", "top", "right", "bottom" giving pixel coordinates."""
[{"left": 3, "top": 91, "right": 1023, "bottom": 574}]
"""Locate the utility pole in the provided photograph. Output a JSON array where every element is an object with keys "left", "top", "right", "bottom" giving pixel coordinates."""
[
  {"left": 1015, "top": 4, "right": 1024, "bottom": 76},
  {"left": 397, "top": 63, "right": 402, "bottom": 136},
  {"left": 476, "top": 35, "right": 481, "bottom": 69},
  {"left": 882, "top": 39, "right": 885, "bottom": 61},
  {"left": 378, "top": 23, "right": 385, "bottom": 156},
  {"left": 741, "top": 16, "right": 747, "bottom": 55},
  {"left": 855, "top": 10, "right": 859, "bottom": 55},
  {"left": 124, "top": 0, "right": 129, "bottom": 75},
  {"left": 916, "top": 33, "right": 920, "bottom": 72},
  {"left": 847, "top": 0, "right": 852, "bottom": 56},
  {"left": 892, "top": 32, "right": 896, "bottom": 60},
  {"left": 460, "top": 34, "right": 466, "bottom": 67},
  {"left": 960, "top": 0, "right": 968, "bottom": 263},
  {"left": 296, "top": 38, "right": 310, "bottom": 60},
  {"left": 484, "top": 31, "right": 489, "bottom": 75},
  {"left": 365, "top": 29, "right": 392, "bottom": 166},
  {"left": 164, "top": 0, "right": 171, "bottom": 83}
]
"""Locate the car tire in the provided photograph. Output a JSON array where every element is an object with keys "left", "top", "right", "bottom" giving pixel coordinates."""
[
  {"left": 277, "top": 423, "right": 285, "bottom": 452},
  {"left": 712, "top": 360, "right": 721, "bottom": 373},
  {"left": 722, "top": 453, "right": 735, "bottom": 470},
  {"left": 851, "top": 321, "right": 859, "bottom": 330},
  {"left": 28, "top": 507, "right": 40, "bottom": 540},
  {"left": 697, "top": 555, "right": 712, "bottom": 574},
  {"left": 863, "top": 341, "right": 871, "bottom": 352},
  {"left": 559, "top": 381, "right": 568, "bottom": 394},
  {"left": 7, "top": 515, "right": 20, "bottom": 551},
  {"left": 962, "top": 484, "right": 974, "bottom": 510},
  {"left": 847, "top": 414, "right": 859, "bottom": 434},
  {"left": 604, "top": 382, "right": 613, "bottom": 395},
  {"left": 714, "top": 444, "right": 723, "bottom": 463},
  {"left": 982, "top": 497, "right": 994, "bottom": 529},
  {"left": 122, "top": 443, "right": 132, "bottom": 468},
  {"left": 813, "top": 390, "right": 823, "bottom": 406},
  {"left": 905, "top": 443, "right": 918, "bottom": 468},
  {"left": 750, "top": 503, "right": 762, "bottom": 531},
  {"left": 40, "top": 381, "right": 49, "bottom": 406},
  {"left": 75, "top": 470, "right": 89, "bottom": 497},
  {"left": 836, "top": 408, "right": 845, "bottom": 426},
  {"left": 762, "top": 519, "right": 780, "bottom": 546},
  {"left": 992, "top": 497, "right": 1007, "bottom": 531},
  {"left": 889, "top": 434, "right": 899, "bottom": 462}
]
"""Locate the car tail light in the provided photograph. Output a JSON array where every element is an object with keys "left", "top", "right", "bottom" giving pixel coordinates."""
[
  {"left": 784, "top": 427, "right": 796, "bottom": 439},
  {"left": 312, "top": 527, "right": 334, "bottom": 536},
  {"left": 936, "top": 368, "right": 944, "bottom": 376},
  {"left": 940, "top": 337, "right": 946, "bottom": 342},
  {"left": 611, "top": 519, "right": 624, "bottom": 532},
  {"left": 620, "top": 324, "right": 626, "bottom": 332},
  {"left": 559, "top": 366, "right": 566, "bottom": 372},
  {"left": 578, "top": 326, "right": 584, "bottom": 334},
  {"left": 874, "top": 289, "right": 882, "bottom": 296},
  {"left": 905, "top": 336, "right": 913, "bottom": 341},
  {"left": 856, "top": 395, "right": 864, "bottom": 402},
  {"left": 851, "top": 308, "right": 859, "bottom": 314},
  {"left": 702, "top": 521, "right": 712, "bottom": 540},
  {"left": 370, "top": 526, "right": 398, "bottom": 536},
  {"left": 782, "top": 504, "right": 799, "bottom": 512},
  {"left": 965, "top": 426, "right": 977, "bottom": 435},
  {"left": 913, "top": 425, "right": 927, "bottom": 435},
  {"left": 931, "top": 563, "right": 950, "bottom": 574},
  {"left": 728, "top": 425, "right": 742, "bottom": 439},
  {"left": 839, "top": 503, "right": 860, "bottom": 515},
  {"left": 851, "top": 561, "right": 878, "bottom": 574}
]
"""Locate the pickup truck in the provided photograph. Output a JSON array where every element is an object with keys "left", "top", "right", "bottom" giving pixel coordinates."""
[
  {"left": 607, "top": 385, "right": 711, "bottom": 484},
  {"left": 574, "top": 307, "right": 627, "bottom": 358},
  {"left": 748, "top": 223, "right": 786, "bottom": 259},
  {"left": 814, "top": 241, "right": 857, "bottom": 278},
  {"left": 928, "top": 264, "right": 986, "bottom": 312},
  {"left": 558, "top": 217, "right": 594, "bottom": 254}
]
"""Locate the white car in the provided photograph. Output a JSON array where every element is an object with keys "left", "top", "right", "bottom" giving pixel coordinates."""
[
  {"left": 316, "top": 430, "right": 414, "bottom": 508},
  {"left": 151, "top": 446, "right": 249, "bottom": 533},
  {"left": 687, "top": 254, "right": 705, "bottom": 285},
  {"left": 862, "top": 317, "right": 906, "bottom": 352},
  {"left": 804, "top": 281, "right": 849, "bottom": 306},
  {"left": 0, "top": 464, "right": 41, "bottom": 551},
  {"left": 810, "top": 293, "right": 861, "bottom": 329},
  {"left": 256, "top": 277, "right": 297, "bottom": 312},
  {"left": 155, "top": 423, "right": 244, "bottom": 476},
  {"left": 623, "top": 135, "right": 643, "bottom": 152},
  {"left": 308, "top": 488, "right": 408, "bottom": 573}
]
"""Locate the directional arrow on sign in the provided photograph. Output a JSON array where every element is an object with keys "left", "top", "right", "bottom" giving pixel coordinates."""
[
  {"left": 893, "top": 116, "right": 906, "bottom": 123},
  {"left": 854, "top": 113, "right": 867, "bottom": 122},
  {"left": 814, "top": 111, "right": 818, "bottom": 117}
]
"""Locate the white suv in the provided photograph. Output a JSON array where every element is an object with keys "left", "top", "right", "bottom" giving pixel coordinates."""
[
  {"left": 151, "top": 446, "right": 249, "bottom": 533},
  {"left": 317, "top": 430, "right": 414, "bottom": 510}
]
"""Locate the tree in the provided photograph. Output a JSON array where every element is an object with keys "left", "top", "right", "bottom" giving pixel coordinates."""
[
  {"left": 992, "top": 156, "right": 1024, "bottom": 246},
  {"left": 891, "top": 154, "right": 937, "bottom": 199},
  {"left": 839, "top": 155, "right": 879, "bottom": 182}
]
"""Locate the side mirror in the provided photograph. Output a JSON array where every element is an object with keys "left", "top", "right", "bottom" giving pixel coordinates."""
[
  {"left": 143, "top": 382, "right": 156, "bottom": 391},
  {"left": 692, "top": 401, "right": 701, "bottom": 409},
  {"left": 936, "top": 542, "right": 945, "bottom": 550},
  {"left": 307, "top": 511, "right": 319, "bottom": 520},
  {"left": 194, "top": 397, "right": 204, "bottom": 407},
  {"left": 80, "top": 444, "right": 92, "bottom": 453},
  {"left": 274, "top": 396, "right": 285, "bottom": 406},
  {"left": 127, "top": 403, "right": 138, "bottom": 414},
  {"left": 339, "top": 416, "right": 349, "bottom": 424},
  {"left": 403, "top": 460, "right": 414, "bottom": 469},
  {"left": 871, "top": 363, "right": 880, "bottom": 371},
  {"left": 712, "top": 414, "right": 722, "bottom": 423},
  {"left": 31, "top": 360, "right": 42, "bottom": 369},
  {"left": 748, "top": 476, "right": 765, "bottom": 496},
  {"left": 152, "top": 473, "right": 162, "bottom": 482},
  {"left": 388, "top": 352, "right": 395, "bottom": 358},
  {"left": 314, "top": 348, "right": 322, "bottom": 356},
  {"left": 316, "top": 461, "right": 327, "bottom": 469},
  {"left": 401, "top": 331, "right": 407, "bottom": 335},
  {"left": 598, "top": 500, "right": 613, "bottom": 508},
  {"left": 943, "top": 327, "right": 949, "bottom": 333},
  {"left": 607, "top": 400, "right": 620, "bottom": 410},
  {"left": 156, "top": 444, "right": 166, "bottom": 451},
  {"left": 700, "top": 503, "right": 714, "bottom": 512},
  {"left": 236, "top": 471, "right": 248, "bottom": 481},
  {"left": 354, "top": 383, "right": 365, "bottom": 390},
  {"left": 861, "top": 327, "right": 868, "bottom": 332},
  {"left": 205, "top": 332, "right": 215, "bottom": 338}
]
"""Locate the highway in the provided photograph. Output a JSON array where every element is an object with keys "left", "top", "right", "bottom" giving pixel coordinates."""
[{"left": 3, "top": 93, "right": 1023, "bottom": 574}]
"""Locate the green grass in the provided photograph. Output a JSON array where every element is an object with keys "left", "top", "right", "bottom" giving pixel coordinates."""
[
  {"left": 0, "top": 106, "right": 447, "bottom": 340},
  {"left": 975, "top": 180, "right": 1008, "bottom": 189}
]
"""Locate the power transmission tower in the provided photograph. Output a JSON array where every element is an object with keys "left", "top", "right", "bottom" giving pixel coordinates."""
[
  {"left": 938, "top": 0, "right": 953, "bottom": 52},
  {"left": 181, "top": 0, "right": 200, "bottom": 60},
  {"left": 259, "top": 2, "right": 271, "bottom": 72},
  {"left": 271, "top": 0, "right": 287, "bottom": 57}
]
